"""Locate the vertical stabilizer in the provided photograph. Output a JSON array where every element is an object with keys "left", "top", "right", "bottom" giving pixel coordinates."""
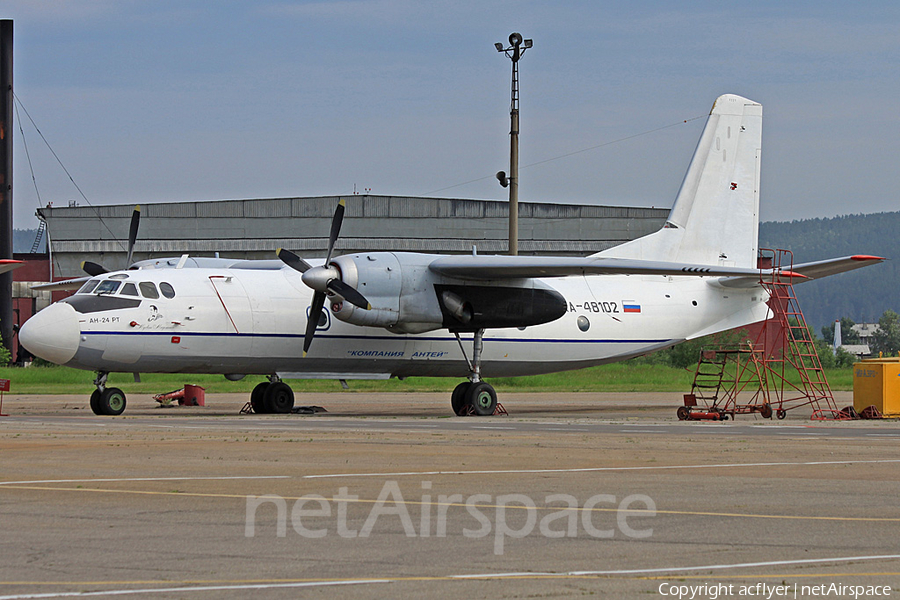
[{"left": 596, "top": 94, "right": 762, "bottom": 268}]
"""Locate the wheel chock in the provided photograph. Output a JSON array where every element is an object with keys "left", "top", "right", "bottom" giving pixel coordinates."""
[{"left": 461, "top": 402, "right": 508, "bottom": 417}]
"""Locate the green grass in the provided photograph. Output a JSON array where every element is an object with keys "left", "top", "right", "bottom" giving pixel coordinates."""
[{"left": 0, "top": 362, "right": 855, "bottom": 395}]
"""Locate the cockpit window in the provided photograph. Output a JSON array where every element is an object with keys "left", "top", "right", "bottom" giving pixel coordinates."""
[
  {"left": 160, "top": 282, "right": 176, "bottom": 299},
  {"left": 77, "top": 279, "right": 100, "bottom": 294},
  {"left": 139, "top": 282, "right": 159, "bottom": 299},
  {"left": 120, "top": 283, "right": 139, "bottom": 296},
  {"left": 94, "top": 280, "right": 121, "bottom": 295}
]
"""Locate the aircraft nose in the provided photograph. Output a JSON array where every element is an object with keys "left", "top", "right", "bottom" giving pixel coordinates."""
[{"left": 19, "top": 302, "right": 81, "bottom": 365}]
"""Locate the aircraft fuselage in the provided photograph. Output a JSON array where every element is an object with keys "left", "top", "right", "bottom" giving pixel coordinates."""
[{"left": 22, "top": 261, "right": 770, "bottom": 380}]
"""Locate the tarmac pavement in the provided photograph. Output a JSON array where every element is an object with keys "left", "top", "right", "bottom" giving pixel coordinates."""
[{"left": 1, "top": 391, "right": 898, "bottom": 599}]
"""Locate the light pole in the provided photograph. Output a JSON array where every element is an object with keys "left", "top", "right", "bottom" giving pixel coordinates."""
[{"left": 495, "top": 32, "right": 532, "bottom": 256}]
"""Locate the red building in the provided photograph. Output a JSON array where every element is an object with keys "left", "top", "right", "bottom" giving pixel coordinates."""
[{"left": 10, "top": 253, "right": 73, "bottom": 362}]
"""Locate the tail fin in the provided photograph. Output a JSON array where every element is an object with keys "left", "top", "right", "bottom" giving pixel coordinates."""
[{"left": 596, "top": 94, "right": 762, "bottom": 268}]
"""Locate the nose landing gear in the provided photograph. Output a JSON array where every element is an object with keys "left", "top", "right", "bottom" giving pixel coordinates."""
[{"left": 89, "top": 372, "right": 127, "bottom": 416}]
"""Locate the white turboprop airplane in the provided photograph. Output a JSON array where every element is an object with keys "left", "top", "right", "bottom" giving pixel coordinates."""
[{"left": 19, "top": 94, "right": 883, "bottom": 417}]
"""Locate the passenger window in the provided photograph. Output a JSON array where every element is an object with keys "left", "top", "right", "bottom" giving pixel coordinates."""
[
  {"left": 95, "top": 280, "right": 121, "bottom": 295},
  {"left": 160, "top": 282, "right": 176, "bottom": 299},
  {"left": 139, "top": 282, "right": 160, "bottom": 299},
  {"left": 78, "top": 279, "right": 100, "bottom": 294},
  {"left": 120, "top": 283, "right": 139, "bottom": 296}
]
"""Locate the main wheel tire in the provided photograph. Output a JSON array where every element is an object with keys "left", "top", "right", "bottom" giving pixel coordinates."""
[
  {"left": 466, "top": 382, "right": 497, "bottom": 416},
  {"left": 250, "top": 382, "right": 269, "bottom": 414},
  {"left": 760, "top": 403, "right": 773, "bottom": 419},
  {"left": 99, "top": 387, "right": 127, "bottom": 416},
  {"left": 264, "top": 381, "right": 294, "bottom": 414},
  {"left": 676, "top": 406, "right": 690, "bottom": 421},
  {"left": 451, "top": 382, "right": 472, "bottom": 416},
  {"left": 90, "top": 390, "right": 104, "bottom": 415}
]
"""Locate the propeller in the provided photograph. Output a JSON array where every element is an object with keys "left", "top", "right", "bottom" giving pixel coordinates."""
[
  {"left": 275, "top": 248, "right": 313, "bottom": 273},
  {"left": 277, "top": 199, "right": 371, "bottom": 356},
  {"left": 124, "top": 204, "right": 141, "bottom": 267},
  {"left": 81, "top": 260, "right": 108, "bottom": 277},
  {"left": 81, "top": 205, "right": 141, "bottom": 276},
  {"left": 304, "top": 289, "right": 328, "bottom": 356}
]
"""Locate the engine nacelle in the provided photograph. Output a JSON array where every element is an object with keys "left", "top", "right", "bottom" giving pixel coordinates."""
[
  {"left": 329, "top": 253, "right": 445, "bottom": 334},
  {"left": 327, "top": 252, "right": 568, "bottom": 334}
]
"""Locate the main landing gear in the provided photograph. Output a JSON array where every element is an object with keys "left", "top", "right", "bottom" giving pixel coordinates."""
[
  {"left": 90, "top": 371, "right": 127, "bottom": 416},
  {"left": 451, "top": 329, "right": 499, "bottom": 416},
  {"left": 249, "top": 375, "right": 295, "bottom": 414}
]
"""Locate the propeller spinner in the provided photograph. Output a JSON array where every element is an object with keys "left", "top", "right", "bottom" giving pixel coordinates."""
[{"left": 277, "top": 199, "right": 371, "bottom": 355}]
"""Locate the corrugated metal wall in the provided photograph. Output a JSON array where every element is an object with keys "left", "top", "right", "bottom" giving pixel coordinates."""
[{"left": 39, "top": 195, "right": 668, "bottom": 277}]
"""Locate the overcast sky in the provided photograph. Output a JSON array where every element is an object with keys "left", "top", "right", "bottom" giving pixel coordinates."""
[{"left": 4, "top": 1, "right": 899, "bottom": 229}]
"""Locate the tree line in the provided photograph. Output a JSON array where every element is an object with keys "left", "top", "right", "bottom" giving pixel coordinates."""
[{"left": 759, "top": 211, "right": 899, "bottom": 332}]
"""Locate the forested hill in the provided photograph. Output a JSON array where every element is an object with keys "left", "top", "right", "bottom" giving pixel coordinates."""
[
  {"left": 13, "top": 228, "right": 45, "bottom": 254},
  {"left": 759, "top": 212, "right": 899, "bottom": 331},
  {"left": 13, "top": 212, "right": 897, "bottom": 331}
]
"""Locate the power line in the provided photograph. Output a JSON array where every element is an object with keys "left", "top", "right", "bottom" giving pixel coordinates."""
[
  {"left": 13, "top": 93, "right": 126, "bottom": 253},
  {"left": 523, "top": 114, "right": 707, "bottom": 170},
  {"left": 12, "top": 97, "right": 41, "bottom": 207}
]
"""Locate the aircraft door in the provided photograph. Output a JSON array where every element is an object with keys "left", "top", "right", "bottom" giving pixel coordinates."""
[{"left": 208, "top": 275, "right": 253, "bottom": 357}]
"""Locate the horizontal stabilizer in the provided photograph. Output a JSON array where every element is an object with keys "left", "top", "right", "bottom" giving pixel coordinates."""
[
  {"left": 791, "top": 255, "right": 885, "bottom": 279},
  {"left": 714, "top": 255, "right": 885, "bottom": 288},
  {"left": 429, "top": 255, "right": 761, "bottom": 280}
]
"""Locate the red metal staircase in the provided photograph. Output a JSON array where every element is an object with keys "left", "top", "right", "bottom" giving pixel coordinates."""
[{"left": 680, "top": 249, "right": 841, "bottom": 420}]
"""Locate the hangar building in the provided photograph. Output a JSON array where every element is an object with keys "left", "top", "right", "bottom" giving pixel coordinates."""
[{"left": 37, "top": 195, "right": 668, "bottom": 278}]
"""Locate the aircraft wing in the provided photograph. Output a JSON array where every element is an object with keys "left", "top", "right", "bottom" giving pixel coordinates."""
[
  {"left": 428, "top": 255, "right": 762, "bottom": 280},
  {"left": 31, "top": 277, "right": 92, "bottom": 291},
  {"left": 0, "top": 259, "right": 24, "bottom": 275},
  {"left": 714, "top": 255, "right": 885, "bottom": 288}
]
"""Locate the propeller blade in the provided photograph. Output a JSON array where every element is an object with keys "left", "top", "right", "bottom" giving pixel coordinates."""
[
  {"left": 124, "top": 205, "right": 141, "bottom": 267},
  {"left": 82, "top": 261, "right": 108, "bottom": 276},
  {"left": 327, "top": 279, "right": 371, "bottom": 310},
  {"left": 276, "top": 248, "right": 314, "bottom": 273},
  {"left": 325, "top": 198, "right": 345, "bottom": 264},
  {"left": 303, "top": 291, "right": 327, "bottom": 356}
]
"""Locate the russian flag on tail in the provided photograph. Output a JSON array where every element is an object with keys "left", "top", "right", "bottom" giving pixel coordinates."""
[{"left": 622, "top": 301, "right": 641, "bottom": 314}]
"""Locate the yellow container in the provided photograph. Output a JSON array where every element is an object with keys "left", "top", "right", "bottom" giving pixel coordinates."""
[{"left": 853, "top": 358, "right": 900, "bottom": 416}]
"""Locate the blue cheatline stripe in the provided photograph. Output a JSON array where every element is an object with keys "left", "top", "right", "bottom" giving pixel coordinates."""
[{"left": 81, "top": 331, "right": 673, "bottom": 345}]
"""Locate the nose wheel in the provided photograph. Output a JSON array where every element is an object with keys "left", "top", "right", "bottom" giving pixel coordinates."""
[{"left": 90, "top": 372, "right": 127, "bottom": 416}]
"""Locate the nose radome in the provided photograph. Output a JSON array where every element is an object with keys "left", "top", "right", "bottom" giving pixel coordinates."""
[{"left": 19, "top": 302, "right": 81, "bottom": 365}]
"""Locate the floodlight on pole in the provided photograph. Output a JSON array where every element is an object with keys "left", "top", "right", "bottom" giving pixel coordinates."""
[{"left": 494, "top": 32, "right": 532, "bottom": 256}]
